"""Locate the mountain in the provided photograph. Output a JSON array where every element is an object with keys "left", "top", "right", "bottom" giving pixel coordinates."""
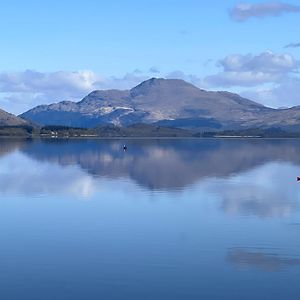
[
  {"left": 19, "top": 78, "right": 300, "bottom": 131},
  {"left": 0, "top": 108, "right": 28, "bottom": 126}
]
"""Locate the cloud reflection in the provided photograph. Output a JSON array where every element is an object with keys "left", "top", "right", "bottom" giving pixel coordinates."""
[
  {"left": 207, "top": 163, "right": 300, "bottom": 218},
  {"left": 0, "top": 151, "right": 96, "bottom": 198}
]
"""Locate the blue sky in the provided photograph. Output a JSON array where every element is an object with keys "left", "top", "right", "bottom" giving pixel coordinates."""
[{"left": 1, "top": 0, "right": 300, "bottom": 113}]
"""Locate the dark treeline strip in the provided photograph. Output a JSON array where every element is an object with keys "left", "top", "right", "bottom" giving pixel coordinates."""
[
  {"left": 1, "top": 124, "right": 300, "bottom": 138},
  {"left": 0, "top": 125, "right": 37, "bottom": 136},
  {"left": 200, "top": 127, "right": 300, "bottom": 138}
]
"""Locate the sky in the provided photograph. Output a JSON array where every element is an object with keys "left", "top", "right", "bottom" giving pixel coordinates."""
[{"left": 0, "top": 0, "right": 300, "bottom": 114}]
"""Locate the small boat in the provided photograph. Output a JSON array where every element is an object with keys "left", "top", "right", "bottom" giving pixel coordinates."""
[{"left": 123, "top": 145, "right": 127, "bottom": 151}]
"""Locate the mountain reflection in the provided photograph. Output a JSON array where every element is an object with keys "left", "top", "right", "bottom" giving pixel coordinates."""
[
  {"left": 18, "top": 138, "right": 300, "bottom": 190},
  {"left": 0, "top": 138, "right": 27, "bottom": 158},
  {"left": 1, "top": 138, "right": 300, "bottom": 218}
]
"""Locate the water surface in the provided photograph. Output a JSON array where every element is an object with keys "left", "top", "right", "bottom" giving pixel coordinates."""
[{"left": 1, "top": 138, "right": 300, "bottom": 299}]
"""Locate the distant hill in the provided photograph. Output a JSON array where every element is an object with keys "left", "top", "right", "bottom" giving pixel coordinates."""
[
  {"left": 0, "top": 108, "right": 28, "bottom": 126},
  {"left": 19, "top": 78, "right": 300, "bottom": 131}
]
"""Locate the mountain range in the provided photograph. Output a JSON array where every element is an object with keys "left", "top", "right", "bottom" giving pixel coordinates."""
[{"left": 1, "top": 78, "right": 300, "bottom": 131}]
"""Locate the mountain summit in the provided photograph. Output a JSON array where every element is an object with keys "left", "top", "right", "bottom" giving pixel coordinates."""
[{"left": 20, "top": 78, "right": 300, "bottom": 131}]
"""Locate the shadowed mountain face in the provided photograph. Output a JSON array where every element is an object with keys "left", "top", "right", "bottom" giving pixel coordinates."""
[
  {"left": 21, "top": 78, "right": 300, "bottom": 130},
  {"left": 0, "top": 108, "right": 28, "bottom": 126}
]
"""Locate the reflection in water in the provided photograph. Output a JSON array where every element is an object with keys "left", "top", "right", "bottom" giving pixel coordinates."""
[
  {"left": 227, "top": 248, "right": 300, "bottom": 272},
  {"left": 1, "top": 138, "right": 300, "bottom": 299},
  {"left": 0, "top": 138, "right": 300, "bottom": 217},
  {"left": 0, "top": 138, "right": 27, "bottom": 158},
  {"left": 0, "top": 152, "right": 96, "bottom": 198},
  {"left": 206, "top": 163, "right": 300, "bottom": 218},
  {"left": 19, "top": 138, "right": 300, "bottom": 189}
]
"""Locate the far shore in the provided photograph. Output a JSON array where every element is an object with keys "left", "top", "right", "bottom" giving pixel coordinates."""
[{"left": 3, "top": 135, "right": 300, "bottom": 140}]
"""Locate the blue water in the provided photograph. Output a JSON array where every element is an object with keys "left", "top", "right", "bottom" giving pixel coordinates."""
[{"left": 0, "top": 138, "right": 300, "bottom": 299}]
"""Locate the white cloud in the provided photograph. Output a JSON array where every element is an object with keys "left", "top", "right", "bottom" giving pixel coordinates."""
[
  {"left": 0, "top": 70, "right": 102, "bottom": 94},
  {"left": 241, "top": 77, "right": 300, "bottom": 108},
  {"left": 203, "top": 51, "right": 300, "bottom": 108},
  {"left": 230, "top": 2, "right": 300, "bottom": 22},
  {"left": 0, "top": 70, "right": 104, "bottom": 113},
  {"left": 205, "top": 71, "right": 279, "bottom": 87},
  {"left": 204, "top": 52, "right": 299, "bottom": 88},
  {"left": 0, "top": 70, "right": 149, "bottom": 114},
  {"left": 219, "top": 52, "right": 298, "bottom": 74}
]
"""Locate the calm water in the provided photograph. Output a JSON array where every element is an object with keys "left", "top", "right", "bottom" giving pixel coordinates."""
[{"left": 1, "top": 138, "right": 300, "bottom": 299}]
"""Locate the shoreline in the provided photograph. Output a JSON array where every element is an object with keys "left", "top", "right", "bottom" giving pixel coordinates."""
[{"left": 1, "top": 135, "right": 300, "bottom": 140}]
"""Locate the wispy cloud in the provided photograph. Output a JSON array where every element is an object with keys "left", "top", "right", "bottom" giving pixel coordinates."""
[
  {"left": 230, "top": 2, "right": 300, "bottom": 22},
  {"left": 149, "top": 67, "right": 160, "bottom": 74},
  {"left": 284, "top": 42, "right": 300, "bottom": 48}
]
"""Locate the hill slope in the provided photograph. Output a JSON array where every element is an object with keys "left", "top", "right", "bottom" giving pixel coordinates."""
[{"left": 0, "top": 108, "right": 28, "bottom": 126}]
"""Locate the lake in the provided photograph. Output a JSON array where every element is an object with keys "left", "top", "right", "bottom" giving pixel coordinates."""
[{"left": 0, "top": 138, "right": 300, "bottom": 299}]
